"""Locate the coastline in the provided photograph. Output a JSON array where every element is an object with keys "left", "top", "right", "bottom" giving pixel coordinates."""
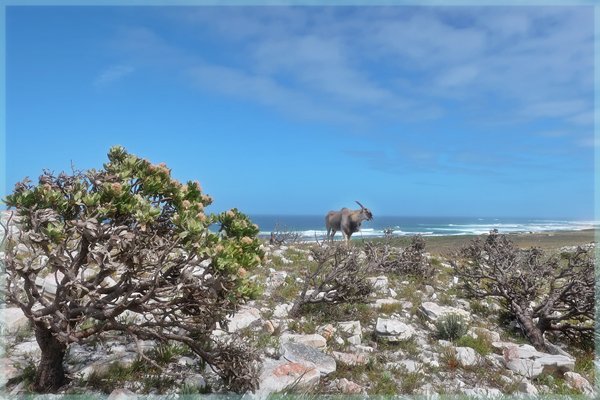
[{"left": 367, "top": 228, "right": 596, "bottom": 256}]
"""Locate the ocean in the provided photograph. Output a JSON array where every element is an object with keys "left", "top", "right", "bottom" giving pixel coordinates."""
[{"left": 249, "top": 215, "right": 598, "bottom": 241}]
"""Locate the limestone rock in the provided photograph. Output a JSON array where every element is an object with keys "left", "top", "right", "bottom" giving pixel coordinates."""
[
  {"left": 420, "top": 302, "right": 471, "bottom": 322},
  {"left": 273, "top": 303, "right": 292, "bottom": 319},
  {"left": 518, "top": 381, "right": 539, "bottom": 395},
  {"left": 280, "top": 334, "right": 327, "bottom": 350},
  {"left": 227, "top": 306, "right": 262, "bottom": 332},
  {"left": 282, "top": 342, "right": 336, "bottom": 375},
  {"left": 331, "top": 351, "right": 368, "bottom": 366},
  {"left": 327, "top": 378, "right": 365, "bottom": 394},
  {"left": 564, "top": 371, "right": 594, "bottom": 396},
  {"left": 455, "top": 347, "right": 478, "bottom": 367},
  {"left": 1, "top": 307, "right": 30, "bottom": 334},
  {"left": 108, "top": 388, "right": 137, "bottom": 400},
  {"left": 375, "top": 318, "right": 416, "bottom": 342},
  {"left": 258, "top": 360, "right": 320, "bottom": 396},
  {"left": 468, "top": 327, "right": 501, "bottom": 343},
  {"left": 367, "top": 276, "right": 388, "bottom": 293}
]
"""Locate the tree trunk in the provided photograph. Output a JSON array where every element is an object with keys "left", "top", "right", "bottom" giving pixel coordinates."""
[
  {"left": 33, "top": 322, "right": 67, "bottom": 392},
  {"left": 515, "top": 311, "right": 547, "bottom": 351}
]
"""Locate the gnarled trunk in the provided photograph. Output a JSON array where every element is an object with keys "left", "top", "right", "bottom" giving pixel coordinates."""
[
  {"left": 33, "top": 322, "right": 67, "bottom": 392},
  {"left": 515, "top": 311, "right": 547, "bottom": 351}
]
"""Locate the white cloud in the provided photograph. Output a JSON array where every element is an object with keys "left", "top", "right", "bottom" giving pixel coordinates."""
[{"left": 93, "top": 64, "right": 135, "bottom": 87}]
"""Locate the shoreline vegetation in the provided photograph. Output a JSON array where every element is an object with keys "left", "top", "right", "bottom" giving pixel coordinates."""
[{"left": 366, "top": 228, "right": 596, "bottom": 255}]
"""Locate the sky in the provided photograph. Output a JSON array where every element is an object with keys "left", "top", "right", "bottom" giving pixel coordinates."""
[{"left": 5, "top": 5, "right": 596, "bottom": 218}]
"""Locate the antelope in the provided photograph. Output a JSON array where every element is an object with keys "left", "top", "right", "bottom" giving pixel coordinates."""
[{"left": 325, "top": 201, "right": 373, "bottom": 244}]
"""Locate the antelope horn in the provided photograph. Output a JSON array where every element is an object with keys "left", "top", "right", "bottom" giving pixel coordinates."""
[{"left": 355, "top": 201, "right": 365, "bottom": 209}]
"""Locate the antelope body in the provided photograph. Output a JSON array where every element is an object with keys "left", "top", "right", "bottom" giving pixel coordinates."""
[{"left": 325, "top": 201, "right": 373, "bottom": 243}]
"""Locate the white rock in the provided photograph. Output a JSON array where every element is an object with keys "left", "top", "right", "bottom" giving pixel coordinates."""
[
  {"left": 420, "top": 302, "right": 471, "bottom": 322},
  {"left": 337, "top": 321, "right": 361, "bottom": 338},
  {"left": 280, "top": 334, "right": 327, "bottom": 350},
  {"left": 273, "top": 303, "right": 292, "bottom": 319},
  {"left": 255, "top": 359, "right": 320, "bottom": 398},
  {"left": 564, "top": 371, "right": 595, "bottom": 396},
  {"left": 462, "top": 387, "right": 502, "bottom": 397},
  {"left": 13, "top": 341, "right": 41, "bottom": 358},
  {"left": 0, "top": 358, "right": 20, "bottom": 387},
  {"left": 108, "top": 388, "right": 137, "bottom": 400},
  {"left": 375, "top": 318, "right": 416, "bottom": 342},
  {"left": 331, "top": 351, "right": 368, "bottom": 366},
  {"left": 468, "top": 327, "right": 501, "bottom": 343},
  {"left": 347, "top": 335, "right": 361, "bottom": 345},
  {"left": 455, "top": 347, "right": 478, "bottom": 367},
  {"left": 367, "top": 276, "right": 388, "bottom": 292},
  {"left": 518, "top": 381, "right": 539, "bottom": 395},
  {"left": 282, "top": 342, "right": 336, "bottom": 375},
  {"left": 227, "top": 306, "right": 262, "bottom": 332},
  {"left": 1, "top": 307, "right": 30, "bottom": 334},
  {"left": 372, "top": 297, "right": 403, "bottom": 309}
]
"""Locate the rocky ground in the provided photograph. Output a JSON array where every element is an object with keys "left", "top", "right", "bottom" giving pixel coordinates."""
[{"left": 1, "top": 237, "right": 597, "bottom": 398}]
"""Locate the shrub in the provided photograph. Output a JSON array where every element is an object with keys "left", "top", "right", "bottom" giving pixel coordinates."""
[
  {"left": 435, "top": 313, "right": 469, "bottom": 341},
  {"left": 451, "top": 230, "right": 594, "bottom": 351},
  {"left": 366, "top": 235, "right": 434, "bottom": 279},
  {"left": 3, "top": 146, "right": 264, "bottom": 393}
]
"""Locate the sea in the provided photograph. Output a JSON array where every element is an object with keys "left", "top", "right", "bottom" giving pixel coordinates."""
[{"left": 250, "top": 215, "right": 598, "bottom": 241}]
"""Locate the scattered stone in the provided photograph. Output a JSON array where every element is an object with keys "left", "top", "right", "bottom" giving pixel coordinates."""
[
  {"left": 108, "top": 388, "right": 137, "bottom": 400},
  {"left": 375, "top": 318, "right": 416, "bottom": 342},
  {"left": 354, "top": 344, "right": 375, "bottom": 353},
  {"left": 388, "top": 359, "right": 421, "bottom": 373},
  {"left": 337, "top": 321, "right": 361, "bottom": 338},
  {"left": 419, "top": 302, "right": 471, "bottom": 322},
  {"left": 256, "top": 359, "right": 320, "bottom": 397},
  {"left": 564, "top": 371, "right": 595, "bottom": 396},
  {"left": 0, "top": 358, "right": 20, "bottom": 387},
  {"left": 266, "top": 271, "right": 288, "bottom": 289},
  {"left": 372, "top": 297, "right": 403, "bottom": 309},
  {"left": 13, "top": 341, "right": 41, "bottom": 358},
  {"left": 327, "top": 378, "right": 365, "bottom": 394},
  {"left": 536, "top": 354, "right": 575, "bottom": 375},
  {"left": 280, "top": 334, "right": 327, "bottom": 350},
  {"left": 455, "top": 347, "right": 478, "bottom": 367},
  {"left": 177, "top": 356, "right": 195, "bottom": 366},
  {"left": 1, "top": 307, "right": 30, "bottom": 334},
  {"left": 389, "top": 288, "right": 398, "bottom": 297},
  {"left": 462, "top": 387, "right": 502, "bottom": 397},
  {"left": 316, "top": 324, "right": 336, "bottom": 340},
  {"left": 331, "top": 351, "right": 368, "bottom": 366},
  {"left": 518, "top": 381, "right": 539, "bottom": 395},
  {"left": 424, "top": 285, "right": 435, "bottom": 296},
  {"left": 227, "top": 306, "right": 262, "bottom": 332},
  {"left": 273, "top": 303, "right": 292, "bottom": 319},
  {"left": 282, "top": 342, "right": 336, "bottom": 375},
  {"left": 183, "top": 373, "right": 207, "bottom": 391},
  {"left": 367, "top": 276, "right": 389, "bottom": 293},
  {"left": 468, "top": 327, "right": 501, "bottom": 343},
  {"left": 347, "top": 335, "right": 361, "bottom": 345},
  {"left": 262, "top": 320, "right": 276, "bottom": 334}
]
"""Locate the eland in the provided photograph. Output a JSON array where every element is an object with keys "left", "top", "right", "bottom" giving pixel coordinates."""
[{"left": 325, "top": 201, "right": 373, "bottom": 244}]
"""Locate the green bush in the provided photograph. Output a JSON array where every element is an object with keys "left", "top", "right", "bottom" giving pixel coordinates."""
[
  {"left": 4, "top": 146, "right": 264, "bottom": 393},
  {"left": 435, "top": 313, "right": 469, "bottom": 341}
]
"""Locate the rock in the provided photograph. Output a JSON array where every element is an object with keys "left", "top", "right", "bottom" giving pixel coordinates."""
[
  {"left": 372, "top": 297, "right": 403, "bottom": 309},
  {"left": 455, "top": 347, "right": 478, "bottom": 367},
  {"left": 419, "top": 302, "right": 471, "bottom": 322},
  {"left": 13, "top": 341, "right": 41, "bottom": 358},
  {"left": 468, "top": 327, "right": 501, "bottom": 343},
  {"left": 375, "top": 318, "right": 416, "bottom": 342},
  {"left": 273, "top": 303, "right": 292, "bottom": 319},
  {"left": 500, "top": 343, "right": 574, "bottom": 379},
  {"left": 367, "top": 276, "right": 388, "bottom": 292},
  {"left": 347, "top": 335, "right": 361, "bottom": 345},
  {"left": 256, "top": 358, "right": 320, "bottom": 397},
  {"left": 518, "top": 381, "right": 539, "bottom": 395},
  {"left": 327, "top": 378, "right": 365, "bottom": 394},
  {"left": 388, "top": 359, "right": 421, "bottom": 373},
  {"left": 1, "top": 307, "right": 30, "bottom": 334},
  {"left": 337, "top": 321, "right": 361, "bottom": 337},
  {"left": 183, "top": 373, "right": 207, "bottom": 391},
  {"left": 282, "top": 342, "right": 336, "bottom": 375},
  {"left": 354, "top": 344, "right": 375, "bottom": 353},
  {"left": 564, "top": 371, "right": 594, "bottom": 395},
  {"left": 0, "top": 358, "right": 20, "bottom": 387},
  {"left": 316, "top": 324, "right": 336, "bottom": 340},
  {"left": 331, "top": 351, "right": 368, "bottom": 366},
  {"left": 280, "top": 334, "right": 327, "bottom": 350},
  {"left": 266, "top": 271, "right": 288, "bottom": 289},
  {"left": 108, "top": 388, "right": 137, "bottom": 400},
  {"left": 227, "top": 306, "right": 262, "bottom": 332},
  {"left": 537, "top": 354, "right": 575, "bottom": 375},
  {"left": 424, "top": 285, "right": 435, "bottom": 296},
  {"left": 389, "top": 288, "right": 398, "bottom": 297},
  {"left": 462, "top": 387, "right": 502, "bottom": 397},
  {"left": 177, "top": 356, "right": 196, "bottom": 366}
]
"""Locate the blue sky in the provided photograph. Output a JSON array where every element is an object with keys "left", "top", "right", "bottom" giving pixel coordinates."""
[{"left": 5, "top": 5, "right": 595, "bottom": 218}]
